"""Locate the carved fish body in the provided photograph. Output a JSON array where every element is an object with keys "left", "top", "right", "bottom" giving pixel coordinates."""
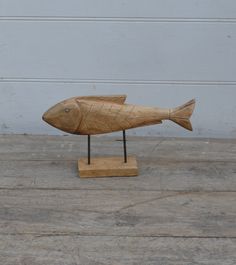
[{"left": 42, "top": 95, "right": 195, "bottom": 135}]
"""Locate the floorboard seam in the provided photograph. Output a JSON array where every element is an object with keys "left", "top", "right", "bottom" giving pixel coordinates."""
[
  {"left": 0, "top": 188, "right": 235, "bottom": 192},
  {"left": 1, "top": 233, "right": 235, "bottom": 239}
]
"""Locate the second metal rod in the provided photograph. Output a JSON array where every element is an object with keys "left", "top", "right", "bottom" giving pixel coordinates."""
[
  {"left": 88, "top": 135, "right": 91, "bottom": 165},
  {"left": 123, "top": 130, "right": 127, "bottom": 163}
]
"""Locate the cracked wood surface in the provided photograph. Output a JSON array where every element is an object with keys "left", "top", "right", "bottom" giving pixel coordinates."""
[
  {"left": 1, "top": 236, "right": 236, "bottom": 265},
  {"left": 0, "top": 190, "right": 235, "bottom": 237},
  {"left": 0, "top": 135, "right": 235, "bottom": 264}
]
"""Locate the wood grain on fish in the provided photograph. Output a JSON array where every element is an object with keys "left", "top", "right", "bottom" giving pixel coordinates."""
[
  {"left": 42, "top": 95, "right": 196, "bottom": 178},
  {"left": 42, "top": 95, "right": 196, "bottom": 135}
]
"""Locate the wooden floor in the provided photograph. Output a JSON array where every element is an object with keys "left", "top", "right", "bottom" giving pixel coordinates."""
[{"left": 0, "top": 135, "right": 236, "bottom": 265}]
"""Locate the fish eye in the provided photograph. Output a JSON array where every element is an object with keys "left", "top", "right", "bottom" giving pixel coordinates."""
[{"left": 64, "top": 108, "right": 71, "bottom": 113}]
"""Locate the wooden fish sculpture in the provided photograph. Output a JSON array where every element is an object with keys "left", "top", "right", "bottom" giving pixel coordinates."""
[{"left": 42, "top": 95, "right": 195, "bottom": 135}]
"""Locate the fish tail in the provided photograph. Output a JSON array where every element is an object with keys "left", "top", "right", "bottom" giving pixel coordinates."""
[{"left": 169, "top": 99, "right": 196, "bottom": 131}]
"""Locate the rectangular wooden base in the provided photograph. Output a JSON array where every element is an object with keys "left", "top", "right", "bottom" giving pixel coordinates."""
[{"left": 78, "top": 156, "right": 138, "bottom": 178}]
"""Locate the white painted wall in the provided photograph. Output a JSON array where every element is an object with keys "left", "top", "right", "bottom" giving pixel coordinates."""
[{"left": 0, "top": 0, "right": 236, "bottom": 138}]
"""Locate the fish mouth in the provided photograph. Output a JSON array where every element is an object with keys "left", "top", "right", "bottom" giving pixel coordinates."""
[
  {"left": 42, "top": 105, "right": 66, "bottom": 130},
  {"left": 42, "top": 103, "right": 61, "bottom": 126},
  {"left": 42, "top": 111, "right": 54, "bottom": 126},
  {"left": 42, "top": 113, "right": 46, "bottom": 121},
  {"left": 42, "top": 112, "right": 48, "bottom": 122}
]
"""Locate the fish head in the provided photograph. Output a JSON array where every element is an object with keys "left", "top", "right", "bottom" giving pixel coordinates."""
[{"left": 42, "top": 98, "right": 81, "bottom": 134}]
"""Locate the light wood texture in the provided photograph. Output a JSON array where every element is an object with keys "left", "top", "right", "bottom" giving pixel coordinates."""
[
  {"left": 43, "top": 95, "right": 195, "bottom": 134},
  {"left": 0, "top": 135, "right": 236, "bottom": 264},
  {"left": 78, "top": 156, "right": 138, "bottom": 178},
  {"left": 78, "top": 95, "right": 127, "bottom": 104}
]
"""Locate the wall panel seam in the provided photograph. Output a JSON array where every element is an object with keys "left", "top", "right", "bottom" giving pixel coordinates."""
[
  {"left": 1, "top": 16, "right": 236, "bottom": 23},
  {"left": 1, "top": 78, "right": 236, "bottom": 85}
]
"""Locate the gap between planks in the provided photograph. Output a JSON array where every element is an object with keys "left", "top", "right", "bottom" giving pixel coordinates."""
[
  {"left": 0, "top": 188, "right": 236, "bottom": 193},
  {"left": 1, "top": 232, "right": 236, "bottom": 239}
]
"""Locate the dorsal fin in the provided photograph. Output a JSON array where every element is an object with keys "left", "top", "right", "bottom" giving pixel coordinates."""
[{"left": 77, "top": 95, "right": 126, "bottom": 104}]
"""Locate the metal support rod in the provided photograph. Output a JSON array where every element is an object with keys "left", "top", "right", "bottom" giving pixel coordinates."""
[
  {"left": 123, "top": 130, "right": 127, "bottom": 163},
  {"left": 88, "top": 135, "right": 91, "bottom": 165}
]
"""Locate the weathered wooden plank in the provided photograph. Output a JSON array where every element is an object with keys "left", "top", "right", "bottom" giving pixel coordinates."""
[
  {"left": 1, "top": 22, "right": 236, "bottom": 81},
  {"left": 1, "top": 0, "right": 236, "bottom": 18},
  {"left": 0, "top": 235, "right": 236, "bottom": 265},
  {"left": 0, "top": 135, "right": 235, "bottom": 162},
  {"left": 0, "top": 190, "right": 235, "bottom": 237},
  {"left": 0, "top": 160, "right": 236, "bottom": 191},
  {"left": 0, "top": 135, "right": 235, "bottom": 263}
]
